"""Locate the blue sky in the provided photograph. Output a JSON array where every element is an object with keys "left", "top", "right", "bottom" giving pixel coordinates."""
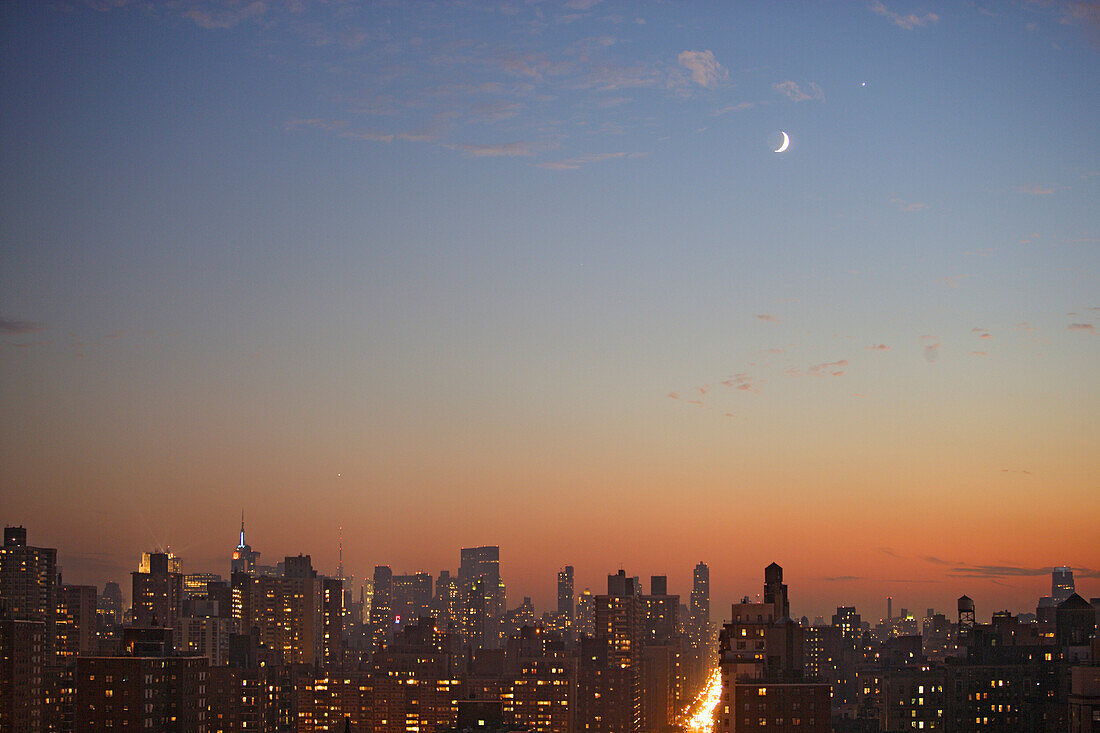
[{"left": 1, "top": 0, "right": 1097, "bottom": 617}]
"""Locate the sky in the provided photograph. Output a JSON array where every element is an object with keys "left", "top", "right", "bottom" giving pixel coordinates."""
[{"left": 1, "top": 0, "right": 1098, "bottom": 622}]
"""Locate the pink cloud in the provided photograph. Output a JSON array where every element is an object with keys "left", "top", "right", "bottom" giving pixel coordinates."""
[
  {"left": 1068, "top": 323, "right": 1096, "bottom": 334},
  {"left": 677, "top": 50, "right": 728, "bottom": 87},
  {"left": 756, "top": 313, "right": 780, "bottom": 322},
  {"left": 773, "top": 80, "right": 824, "bottom": 103},
  {"left": 869, "top": 1, "right": 940, "bottom": 29}
]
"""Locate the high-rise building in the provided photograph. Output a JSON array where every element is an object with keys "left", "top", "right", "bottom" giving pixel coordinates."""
[
  {"left": 0, "top": 617, "right": 46, "bottom": 732},
  {"left": 0, "top": 527, "right": 58, "bottom": 661},
  {"left": 241, "top": 555, "right": 324, "bottom": 666},
  {"left": 183, "top": 572, "right": 222, "bottom": 600},
  {"left": 431, "top": 570, "right": 460, "bottom": 633},
  {"left": 131, "top": 552, "right": 183, "bottom": 628},
  {"left": 1053, "top": 566, "right": 1075, "bottom": 605},
  {"left": 641, "top": 575, "right": 686, "bottom": 731},
  {"left": 689, "top": 561, "right": 711, "bottom": 691},
  {"left": 138, "top": 551, "right": 181, "bottom": 575},
  {"left": 576, "top": 588, "right": 595, "bottom": 637},
  {"left": 459, "top": 546, "right": 505, "bottom": 650},
  {"left": 391, "top": 572, "right": 433, "bottom": 627},
  {"left": 557, "top": 566, "right": 574, "bottom": 620},
  {"left": 97, "top": 582, "right": 122, "bottom": 626},
  {"left": 75, "top": 655, "right": 209, "bottom": 732},
  {"left": 231, "top": 512, "right": 260, "bottom": 575},
  {"left": 593, "top": 570, "right": 643, "bottom": 733},
  {"left": 717, "top": 565, "right": 829, "bottom": 733},
  {"left": 56, "top": 583, "right": 98, "bottom": 659},
  {"left": 370, "top": 565, "right": 394, "bottom": 654}
]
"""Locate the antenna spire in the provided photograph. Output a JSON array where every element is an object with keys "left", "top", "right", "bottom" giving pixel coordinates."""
[{"left": 337, "top": 525, "right": 344, "bottom": 579}]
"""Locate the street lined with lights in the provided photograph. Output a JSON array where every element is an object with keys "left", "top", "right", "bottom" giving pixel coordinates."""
[{"left": 679, "top": 667, "right": 722, "bottom": 733}]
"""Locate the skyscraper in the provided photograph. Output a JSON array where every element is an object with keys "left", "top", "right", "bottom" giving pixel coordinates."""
[
  {"left": 458, "top": 546, "right": 505, "bottom": 650},
  {"left": 131, "top": 552, "right": 183, "bottom": 628},
  {"left": 370, "top": 565, "right": 394, "bottom": 654},
  {"left": 1052, "top": 566, "right": 1075, "bottom": 605},
  {"left": 557, "top": 565, "right": 574, "bottom": 620},
  {"left": 231, "top": 512, "right": 260, "bottom": 575},
  {"left": 594, "top": 570, "right": 643, "bottom": 733},
  {"left": 689, "top": 561, "right": 710, "bottom": 690},
  {"left": 0, "top": 527, "right": 58, "bottom": 660}
]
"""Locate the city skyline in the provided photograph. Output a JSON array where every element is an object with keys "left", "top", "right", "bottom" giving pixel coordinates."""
[
  {"left": 2, "top": 1, "right": 1098, "bottom": 627},
  {"left": 10, "top": 519, "right": 1097, "bottom": 626}
]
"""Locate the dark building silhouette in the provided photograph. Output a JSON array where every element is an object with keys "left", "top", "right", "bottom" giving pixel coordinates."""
[
  {"left": 460, "top": 546, "right": 505, "bottom": 651},
  {"left": 592, "top": 570, "right": 643, "bottom": 733},
  {"left": 558, "top": 565, "right": 575, "bottom": 620},
  {"left": 56, "top": 583, "right": 98, "bottom": 659},
  {"left": 0, "top": 617, "right": 46, "bottom": 732},
  {"left": 1, "top": 526, "right": 58, "bottom": 662},
  {"left": 718, "top": 564, "right": 829, "bottom": 733},
  {"left": 689, "top": 561, "right": 711, "bottom": 692}
]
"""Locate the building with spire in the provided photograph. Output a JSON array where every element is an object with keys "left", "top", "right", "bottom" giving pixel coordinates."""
[{"left": 231, "top": 512, "right": 260, "bottom": 576}]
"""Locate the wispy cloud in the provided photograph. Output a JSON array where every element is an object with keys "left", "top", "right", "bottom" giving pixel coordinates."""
[
  {"left": 756, "top": 313, "right": 780, "bottom": 322},
  {"left": 714, "top": 102, "right": 755, "bottom": 115},
  {"left": 677, "top": 50, "right": 727, "bottom": 87},
  {"left": 947, "top": 563, "right": 1100, "bottom": 579},
  {"left": 1016, "top": 183, "right": 1056, "bottom": 195},
  {"left": 869, "top": 1, "right": 940, "bottom": 30},
  {"left": 447, "top": 142, "right": 541, "bottom": 158},
  {"left": 890, "top": 196, "right": 929, "bottom": 212},
  {"left": 808, "top": 359, "right": 848, "bottom": 377},
  {"left": 773, "top": 80, "right": 825, "bottom": 103},
  {"left": 183, "top": 1, "right": 267, "bottom": 30},
  {"left": 720, "top": 373, "right": 762, "bottom": 392},
  {"left": 537, "top": 152, "right": 630, "bottom": 170},
  {"left": 972, "top": 327, "right": 993, "bottom": 339},
  {"left": 866, "top": 343, "right": 892, "bottom": 351},
  {"left": 935, "top": 274, "right": 972, "bottom": 288},
  {"left": 922, "top": 335, "right": 942, "bottom": 362},
  {"left": 0, "top": 319, "right": 44, "bottom": 335},
  {"left": 1068, "top": 322, "right": 1096, "bottom": 334}
]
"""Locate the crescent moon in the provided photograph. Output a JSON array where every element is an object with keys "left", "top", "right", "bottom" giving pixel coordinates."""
[{"left": 774, "top": 131, "right": 790, "bottom": 153}]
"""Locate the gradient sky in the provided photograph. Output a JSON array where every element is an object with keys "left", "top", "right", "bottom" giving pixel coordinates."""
[{"left": 1, "top": 0, "right": 1097, "bottom": 622}]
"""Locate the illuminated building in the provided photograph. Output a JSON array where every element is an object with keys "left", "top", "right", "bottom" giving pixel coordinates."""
[
  {"left": 97, "top": 581, "right": 123, "bottom": 627},
  {"left": 184, "top": 572, "right": 223, "bottom": 600},
  {"left": 431, "top": 570, "right": 460, "bottom": 634},
  {"left": 139, "top": 551, "right": 181, "bottom": 574},
  {"left": 322, "top": 575, "right": 346, "bottom": 668},
  {"left": 558, "top": 566, "right": 575, "bottom": 621},
  {"left": 506, "top": 632, "right": 576, "bottom": 733},
  {"left": 592, "top": 569, "right": 643, "bottom": 733},
  {"left": 641, "top": 575, "right": 687, "bottom": 730},
  {"left": 371, "top": 565, "right": 394, "bottom": 654},
  {"left": 56, "top": 583, "right": 98, "bottom": 659},
  {"left": 576, "top": 589, "right": 595, "bottom": 638},
  {"left": 175, "top": 598, "right": 236, "bottom": 665},
  {"left": 392, "top": 572, "right": 433, "bottom": 629},
  {"left": 239, "top": 554, "right": 325, "bottom": 666},
  {"left": 717, "top": 564, "right": 829, "bottom": 733},
  {"left": 1, "top": 526, "right": 57, "bottom": 662},
  {"left": 689, "top": 562, "right": 711, "bottom": 694},
  {"left": 74, "top": 654, "right": 209, "bottom": 732},
  {"left": 0, "top": 618, "right": 45, "bottom": 732},
  {"left": 1053, "top": 567, "right": 1076, "bottom": 605},
  {"left": 231, "top": 512, "right": 260, "bottom": 575},
  {"left": 131, "top": 551, "right": 183, "bottom": 628},
  {"left": 460, "top": 546, "right": 506, "bottom": 651}
]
